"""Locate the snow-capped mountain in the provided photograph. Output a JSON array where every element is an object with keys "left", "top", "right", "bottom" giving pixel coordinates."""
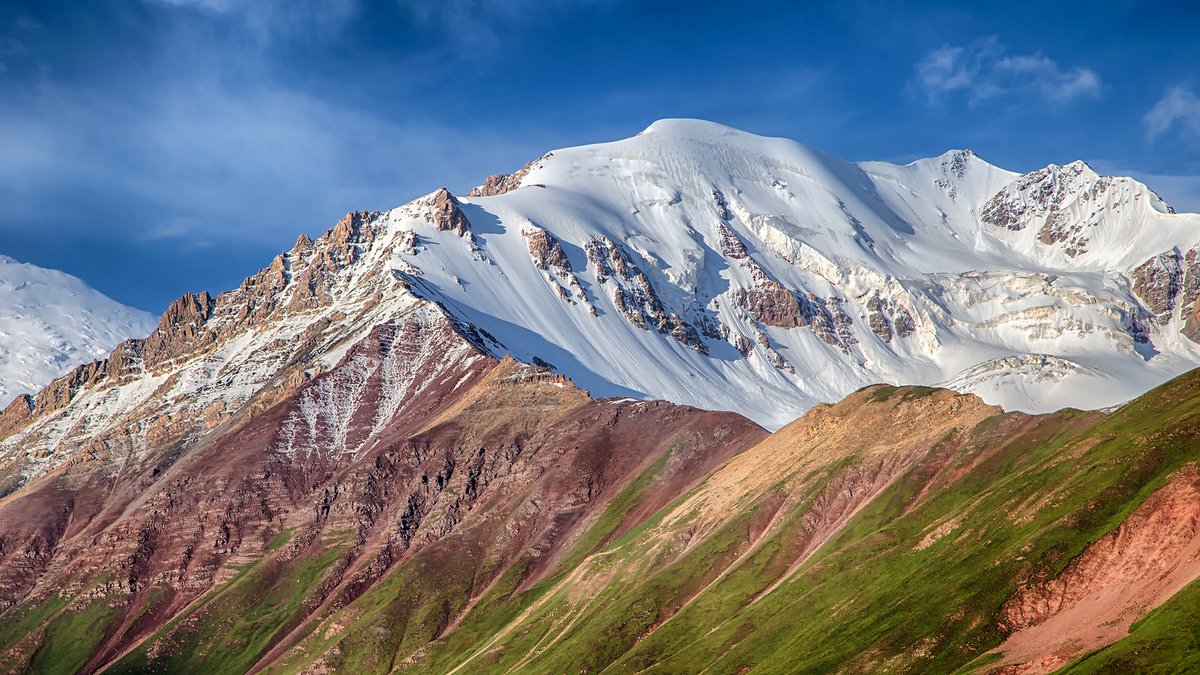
[
  {"left": 0, "top": 255, "right": 156, "bottom": 403},
  {"left": 5, "top": 119, "right": 1200, "bottom": 674},
  {"left": 4, "top": 119, "right": 1200, "bottom": 486},
  {"left": 398, "top": 119, "right": 1200, "bottom": 426}
]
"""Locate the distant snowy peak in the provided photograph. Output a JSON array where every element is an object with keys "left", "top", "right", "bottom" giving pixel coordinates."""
[{"left": 0, "top": 255, "right": 156, "bottom": 403}]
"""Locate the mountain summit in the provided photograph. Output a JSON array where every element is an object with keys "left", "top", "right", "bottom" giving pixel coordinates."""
[
  {"left": 408, "top": 119, "right": 1200, "bottom": 426},
  {"left": 4, "top": 119, "right": 1200, "bottom": 452}
]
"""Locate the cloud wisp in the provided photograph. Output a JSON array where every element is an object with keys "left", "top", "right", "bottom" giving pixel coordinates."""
[
  {"left": 1145, "top": 86, "right": 1200, "bottom": 144},
  {"left": 912, "top": 37, "right": 1102, "bottom": 108}
]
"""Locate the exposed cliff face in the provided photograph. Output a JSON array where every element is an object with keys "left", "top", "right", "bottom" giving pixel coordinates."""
[
  {"left": 466, "top": 154, "right": 549, "bottom": 197},
  {"left": 1132, "top": 246, "right": 1200, "bottom": 342},
  {"left": 426, "top": 188, "right": 472, "bottom": 236}
]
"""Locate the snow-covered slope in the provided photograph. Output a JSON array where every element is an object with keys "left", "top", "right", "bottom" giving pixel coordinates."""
[
  {"left": 387, "top": 119, "right": 1200, "bottom": 428},
  {"left": 0, "top": 255, "right": 156, "bottom": 403}
]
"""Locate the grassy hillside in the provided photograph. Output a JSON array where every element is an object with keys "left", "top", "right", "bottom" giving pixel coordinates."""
[
  {"left": 381, "top": 374, "right": 1200, "bottom": 673},
  {"left": 3, "top": 372, "right": 1199, "bottom": 673}
]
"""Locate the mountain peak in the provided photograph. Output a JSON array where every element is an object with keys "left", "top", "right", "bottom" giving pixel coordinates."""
[
  {"left": 0, "top": 255, "right": 156, "bottom": 404},
  {"left": 8, "top": 123, "right": 1200, "bottom": 448},
  {"left": 638, "top": 117, "right": 749, "bottom": 139}
]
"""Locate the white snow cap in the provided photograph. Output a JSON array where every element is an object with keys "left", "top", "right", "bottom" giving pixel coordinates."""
[
  {"left": 385, "top": 119, "right": 1200, "bottom": 428},
  {"left": 0, "top": 255, "right": 156, "bottom": 403}
]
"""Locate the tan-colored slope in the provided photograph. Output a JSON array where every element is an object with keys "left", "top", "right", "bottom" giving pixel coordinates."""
[
  {"left": 414, "top": 355, "right": 593, "bottom": 437},
  {"left": 434, "top": 384, "right": 1006, "bottom": 674},
  {"left": 661, "top": 385, "right": 997, "bottom": 544}
]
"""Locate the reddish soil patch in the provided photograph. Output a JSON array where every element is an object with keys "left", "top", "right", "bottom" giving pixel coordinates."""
[{"left": 990, "top": 465, "right": 1200, "bottom": 673}]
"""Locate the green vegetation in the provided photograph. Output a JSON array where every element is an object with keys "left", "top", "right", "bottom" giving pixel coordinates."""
[
  {"left": 5, "top": 374, "right": 1200, "bottom": 674},
  {"left": 107, "top": 531, "right": 345, "bottom": 675},
  {"left": 390, "top": 372, "right": 1200, "bottom": 673},
  {"left": 27, "top": 599, "right": 121, "bottom": 675}
]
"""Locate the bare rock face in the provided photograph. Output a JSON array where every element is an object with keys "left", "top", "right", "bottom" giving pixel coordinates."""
[
  {"left": 428, "top": 188, "right": 472, "bottom": 235},
  {"left": 866, "top": 292, "right": 916, "bottom": 343},
  {"left": 142, "top": 291, "right": 217, "bottom": 368},
  {"left": 585, "top": 236, "right": 706, "bottom": 353},
  {"left": 727, "top": 260, "right": 859, "bottom": 352},
  {"left": 0, "top": 395, "right": 32, "bottom": 445},
  {"left": 802, "top": 293, "right": 857, "bottom": 352},
  {"left": 1131, "top": 246, "right": 1200, "bottom": 342},
  {"left": 716, "top": 222, "right": 749, "bottom": 259},
  {"left": 1132, "top": 249, "right": 1185, "bottom": 321},
  {"left": 467, "top": 173, "right": 523, "bottom": 198},
  {"left": 525, "top": 227, "right": 590, "bottom": 309},
  {"left": 733, "top": 334, "right": 754, "bottom": 356},
  {"left": 712, "top": 188, "right": 732, "bottom": 221},
  {"left": 26, "top": 338, "right": 147, "bottom": 419},
  {"left": 733, "top": 281, "right": 805, "bottom": 329},
  {"left": 466, "top": 153, "right": 548, "bottom": 197},
  {"left": 524, "top": 228, "right": 572, "bottom": 272}
]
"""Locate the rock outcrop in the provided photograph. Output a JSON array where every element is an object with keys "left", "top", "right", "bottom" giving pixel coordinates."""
[
  {"left": 1132, "top": 246, "right": 1200, "bottom": 342},
  {"left": 466, "top": 153, "right": 549, "bottom": 197},
  {"left": 584, "top": 236, "right": 706, "bottom": 352}
]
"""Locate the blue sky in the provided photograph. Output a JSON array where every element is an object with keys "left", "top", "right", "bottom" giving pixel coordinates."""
[{"left": 2, "top": 0, "right": 1199, "bottom": 312}]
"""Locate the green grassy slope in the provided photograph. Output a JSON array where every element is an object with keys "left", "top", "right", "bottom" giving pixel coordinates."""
[
  {"left": 385, "top": 373, "right": 1200, "bottom": 674},
  {"left": 3, "top": 373, "right": 1199, "bottom": 674}
]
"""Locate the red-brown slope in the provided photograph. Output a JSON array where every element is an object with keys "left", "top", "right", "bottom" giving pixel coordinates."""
[
  {"left": 0, "top": 300, "right": 765, "bottom": 674},
  {"left": 991, "top": 465, "right": 1200, "bottom": 673}
]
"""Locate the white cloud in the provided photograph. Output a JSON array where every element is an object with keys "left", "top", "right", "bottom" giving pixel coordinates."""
[
  {"left": 1145, "top": 86, "right": 1200, "bottom": 143},
  {"left": 143, "top": 0, "right": 360, "bottom": 43},
  {"left": 913, "top": 37, "right": 1102, "bottom": 107},
  {"left": 0, "top": 70, "right": 538, "bottom": 247}
]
